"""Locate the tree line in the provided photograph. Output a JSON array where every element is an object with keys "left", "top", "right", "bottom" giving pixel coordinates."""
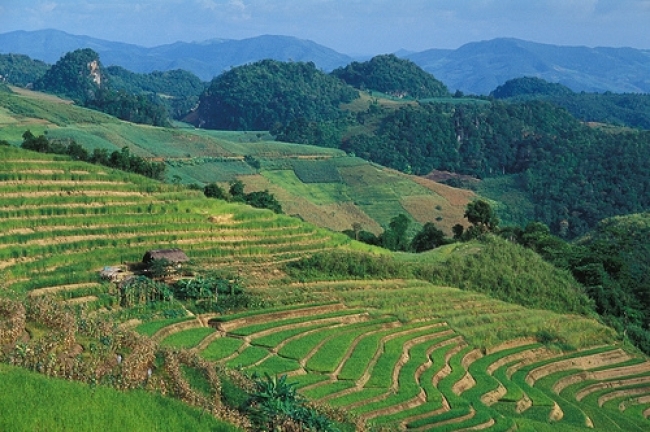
[{"left": 20, "top": 131, "right": 166, "bottom": 181}]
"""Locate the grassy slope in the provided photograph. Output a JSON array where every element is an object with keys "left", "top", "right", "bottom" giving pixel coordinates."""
[
  {"left": 0, "top": 364, "right": 239, "bottom": 432},
  {"left": 0, "top": 86, "right": 473, "bottom": 236}
]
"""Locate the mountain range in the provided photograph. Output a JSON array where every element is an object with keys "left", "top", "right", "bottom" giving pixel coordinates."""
[{"left": 1, "top": 29, "right": 650, "bottom": 94}]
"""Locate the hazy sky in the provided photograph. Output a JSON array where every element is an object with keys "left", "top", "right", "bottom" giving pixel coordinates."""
[{"left": 1, "top": 0, "right": 649, "bottom": 54}]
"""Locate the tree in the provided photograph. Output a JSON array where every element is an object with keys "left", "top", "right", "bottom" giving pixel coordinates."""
[
  {"left": 452, "top": 224, "right": 465, "bottom": 240},
  {"left": 464, "top": 200, "right": 499, "bottom": 235},
  {"left": 204, "top": 182, "right": 227, "bottom": 200},
  {"left": 229, "top": 180, "right": 245, "bottom": 201},
  {"left": 381, "top": 214, "right": 411, "bottom": 251},
  {"left": 411, "top": 222, "right": 446, "bottom": 252}
]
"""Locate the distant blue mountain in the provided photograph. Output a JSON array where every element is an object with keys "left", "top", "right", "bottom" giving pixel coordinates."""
[
  {"left": 0, "top": 29, "right": 354, "bottom": 80},
  {"left": 404, "top": 38, "right": 650, "bottom": 94},
  {"left": 2, "top": 30, "right": 650, "bottom": 93}
]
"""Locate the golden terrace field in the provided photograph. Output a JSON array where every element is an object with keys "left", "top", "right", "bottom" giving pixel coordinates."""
[{"left": 1, "top": 146, "right": 650, "bottom": 431}]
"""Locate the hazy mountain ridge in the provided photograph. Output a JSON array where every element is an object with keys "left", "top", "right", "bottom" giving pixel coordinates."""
[
  {"left": 0, "top": 29, "right": 353, "bottom": 80},
  {"left": 2, "top": 30, "right": 650, "bottom": 93},
  {"left": 405, "top": 38, "right": 650, "bottom": 94}
]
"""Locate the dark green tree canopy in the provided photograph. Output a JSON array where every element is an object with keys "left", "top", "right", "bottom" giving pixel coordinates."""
[
  {"left": 491, "top": 77, "right": 574, "bottom": 99},
  {"left": 104, "top": 66, "right": 206, "bottom": 119},
  {"left": 411, "top": 222, "right": 446, "bottom": 252},
  {"left": 196, "top": 59, "right": 359, "bottom": 130},
  {"left": 465, "top": 200, "right": 499, "bottom": 235},
  {"left": 331, "top": 54, "right": 449, "bottom": 99},
  {"left": 34, "top": 48, "right": 102, "bottom": 103},
  {"left": 0, "top": 53, "right": 49, "bottom": 87}
]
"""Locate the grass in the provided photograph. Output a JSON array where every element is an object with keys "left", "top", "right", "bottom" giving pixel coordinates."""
[
  {"left": 159, "top": 327, "right": 216, "bottom": 349},
  {"left": 201, "top": 337, "right": 245, "bottom": 361},
  {"left": 0, "top": 364, "right": 240, "bottom": 432}
]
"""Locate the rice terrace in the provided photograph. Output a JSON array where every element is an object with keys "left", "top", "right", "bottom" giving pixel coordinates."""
[{"left": 2, "top": 44, "right": 650, "bottom": 431}]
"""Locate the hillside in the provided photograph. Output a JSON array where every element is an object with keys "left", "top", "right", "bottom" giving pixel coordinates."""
[
  {"left": 2, "top": 145, "right": 650, "bottom": 431},
  {"left": 0, "top": 85, "right": 472, "bottom": 237},
  {"left": 492, "top": 77, "right": 650, "bottom": 130}
]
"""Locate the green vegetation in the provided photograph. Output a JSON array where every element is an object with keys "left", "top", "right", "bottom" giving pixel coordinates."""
[
  {"left": 104, "top": 66, "right": 206, "bottom": 119},
  {"left": 3, "top": 56, "right": 650, "bottom": 432},
  {"left": 0, "top": 53, "right": 49, "bottom": 87},
  {"left": 0, "top": 364, "right": 239, "bottom": 432},
  {"left": 20, "top": 131, "right": 166, "bottom": 180},
  {"left": 492, "top": 76, "right": 650, "bottom": 130},
  {"left": 33, "top": 48, "right": 169, "bottom": 126},
  {"left": 196, "top": 59, "right": 359, "bottom": 130},
  {"left": 331, "top": 54, "right": 449, "bottom": 99}
]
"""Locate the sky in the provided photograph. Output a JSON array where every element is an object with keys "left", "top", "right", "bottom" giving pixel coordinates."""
[{"left": 1, "top": 0, "right": 649, "bottom": 54}]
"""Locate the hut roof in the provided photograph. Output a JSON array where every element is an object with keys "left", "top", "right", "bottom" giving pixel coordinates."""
[{"left": 142, "top": 248, "right": 189, "bottom": 264}]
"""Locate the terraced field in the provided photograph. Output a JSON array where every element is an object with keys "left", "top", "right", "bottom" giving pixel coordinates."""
[
  {"left": 0, "top": 146, "right": 355, "bottom": 299},
  {"left": 135, "top": 280, "right": 650, "bottom": 431}
]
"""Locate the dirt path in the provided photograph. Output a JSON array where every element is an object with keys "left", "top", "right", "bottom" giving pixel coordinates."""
[
  {"left": 598, "top": 387, "right": 650, "bottom": 407},
  {"left": 455, "top": 418, "right": 496, "bottom": 431},
  {"left": 211, "top": 304, "right": 348, "bottom": 332},
  {"left": 452, "top": 349, "right": 483, "bottom": 396},
  {"left": 548, "top": 401, "right": 564, "bottom": 422},
  {"left": 515, "top": 393, "right": 532, "bottom": 413},
  {"left": 486, "top": 346, "right": 553, "bottom": 376},
  {"left": 28, "top": 282, "right": 102, "bottom": 297},
  {"left": 619, "top": 395, "right": 650, "bottom": 412},
  {"left": 64, "top": 295, "right": 98, "bottom": 305},
  {"left": 361, "top": 389, "right": 427, "bottom": 421},
  {"left": 151, "top": 313, "right": 217, "bottom": 342},
  {"left": 409, "top": 406, "right": 476, "bottom": 432},
  {"left": 481, "top": 382, "right": 507, "bottom": 406}
]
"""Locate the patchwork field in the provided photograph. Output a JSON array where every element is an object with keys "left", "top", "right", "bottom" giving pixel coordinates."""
[{"left": 0, "top": 86, "right": 474, "bottom": 236}]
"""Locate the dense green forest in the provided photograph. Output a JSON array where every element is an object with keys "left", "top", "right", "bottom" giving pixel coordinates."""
[
  {"left": 495, "top": 213, "right": 650, "bottom": 355},
  {"left": 195, "top": 59, "right": 359, "bottom": 130},
  {"left": 33, "top": 49, "right": 170, "bottom": 126},
  {"left": 331, "top": 54, "right": 449, "bottom": 98},
  {"left": 312, "top": 98, "right": 649, "bottom": 238},
  {"left": 492, "top": 76, "right": 650, "bottom": 130},
  {"left": 0, "top": 53, "right": 49, "bottom": 87},
  {"left": 104, "top": 66, "right": 206, "bottom": 119}
]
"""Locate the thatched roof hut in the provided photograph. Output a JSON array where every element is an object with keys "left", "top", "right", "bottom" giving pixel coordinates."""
[{"left": 142, "top": 248, "right": 189, "bottom": 264}]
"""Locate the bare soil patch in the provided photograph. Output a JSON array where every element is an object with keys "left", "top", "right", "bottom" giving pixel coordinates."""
[
  {"left": 525, "top": 349, "right": 631, "bottom": 386},
  {"left": 28, "top": 282, "right": 101, "bottom": 297},
  {"left": 598, "top": 387, "right": 650, "bottom": 407},
  {"left": 554, "top": 361, "right": 650, "bottom": 394}
]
